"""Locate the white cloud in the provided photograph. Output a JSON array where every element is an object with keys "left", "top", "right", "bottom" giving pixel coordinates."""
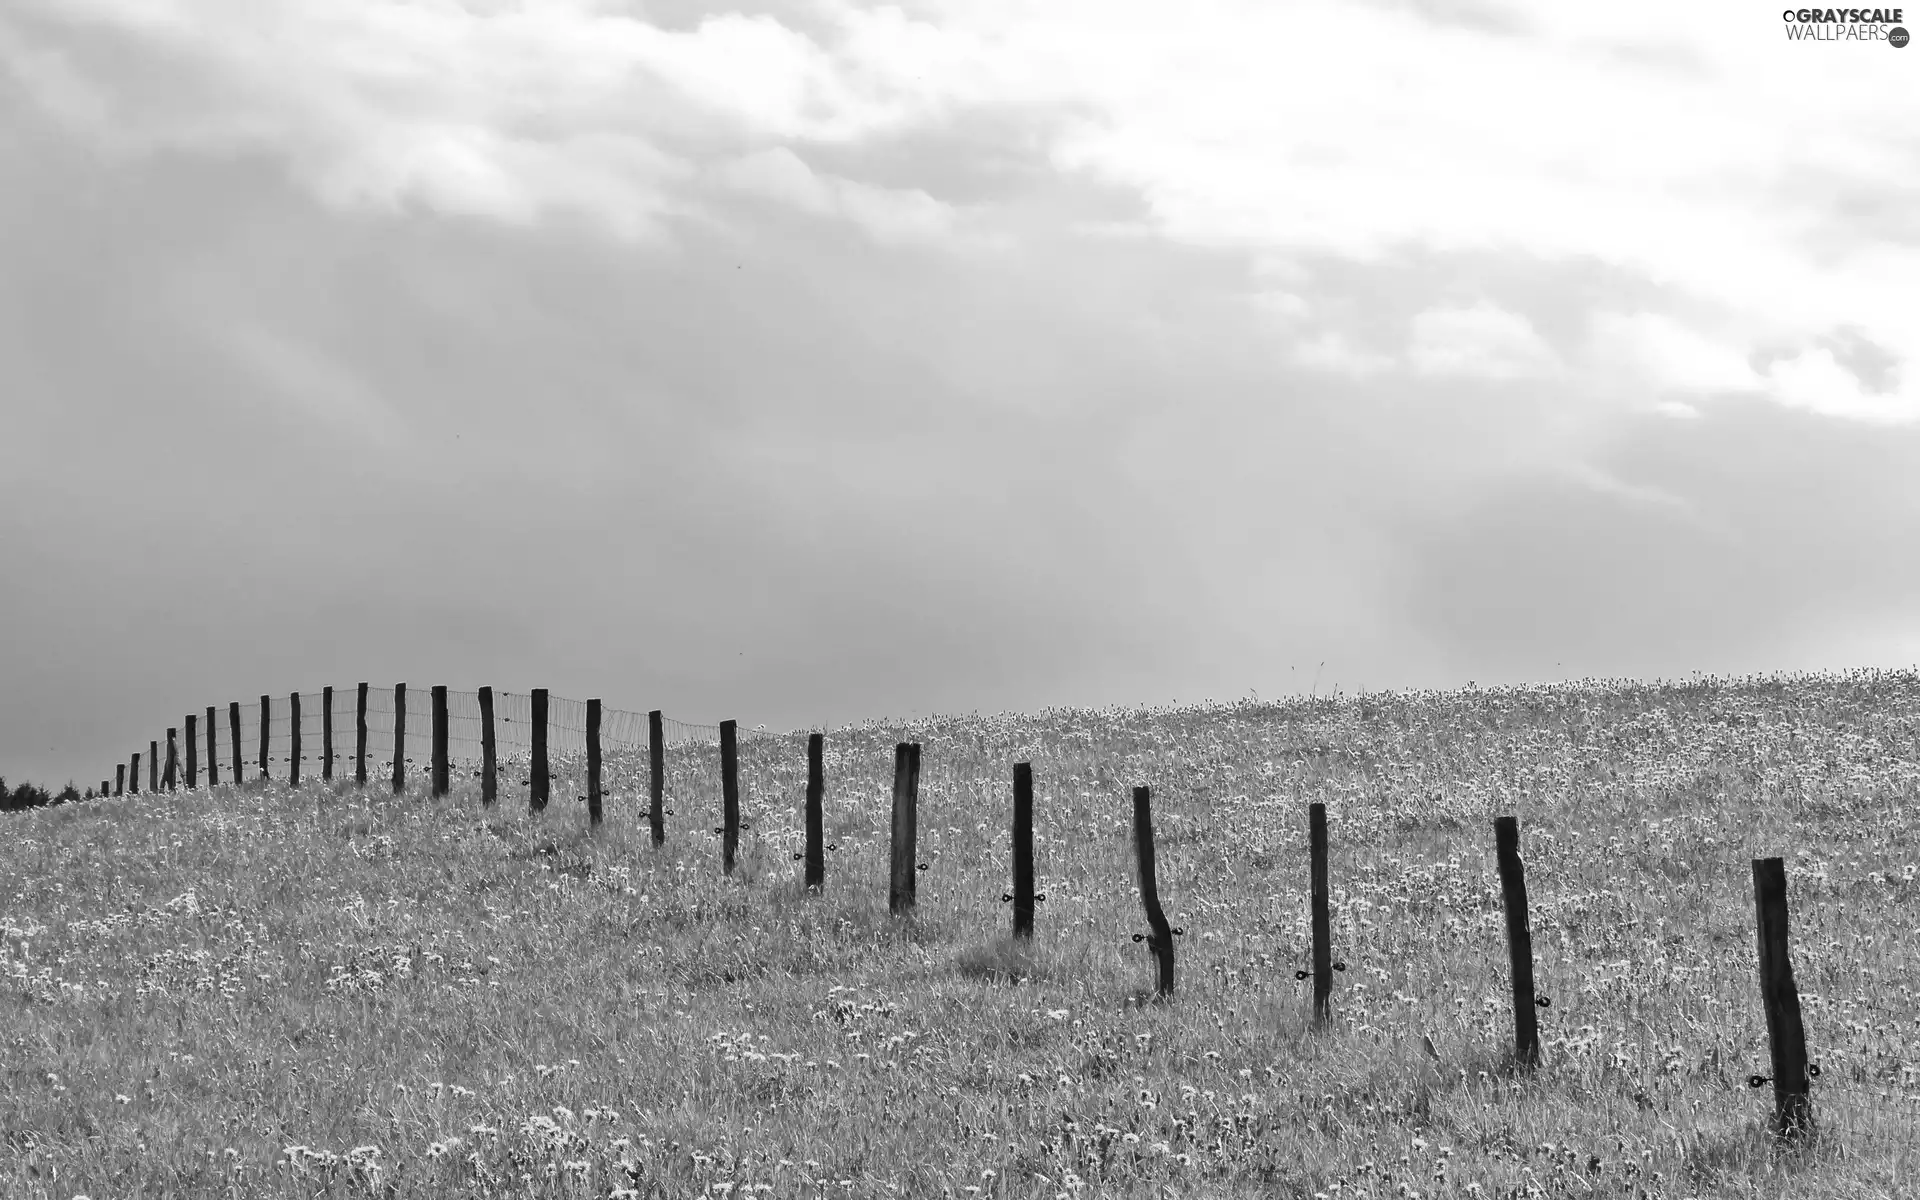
[
  {"left": 711, "top": 146, "right": 958, "bottom": 246},
  {"left": 1290, "top": 332, "right": 1393, "bottom": 378},
  {"left": 1765, "top": 347, "right": 1920, "bottom": 426},
  {"left": 4, "top": 0, "right": 1916, "bottom": 423},
  {"left": 1584, "top": 311, "right": 1763, "bottom": 399},
  {"left": 1408, "top": 302, "right": 1560, "bottom": 381}
]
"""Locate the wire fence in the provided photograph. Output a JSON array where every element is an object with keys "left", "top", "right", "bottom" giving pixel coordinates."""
[{"left": 81, "top": 683, "right": 1920, "bottom": 1158}]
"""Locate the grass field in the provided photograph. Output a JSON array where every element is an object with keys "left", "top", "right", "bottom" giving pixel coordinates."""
[{"left": 3, "top": 670, "right": 1917, "bottom": 1199}]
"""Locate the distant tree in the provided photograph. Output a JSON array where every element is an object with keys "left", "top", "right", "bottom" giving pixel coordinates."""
[
  {"left": 1, "top": 776, "right": 58, "bottom": 812},
  {"left": 55, "top": 782, "right": 80, "bottom": 806}
]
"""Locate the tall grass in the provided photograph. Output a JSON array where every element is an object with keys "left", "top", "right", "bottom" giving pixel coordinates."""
[{"left": 3, "top": 670, "right": 1916, "bottom": 1198}]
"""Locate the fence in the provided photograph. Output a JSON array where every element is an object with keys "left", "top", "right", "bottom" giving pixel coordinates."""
[{"left": 68, "top": 682, "right": 1920, "bottom": 1158}]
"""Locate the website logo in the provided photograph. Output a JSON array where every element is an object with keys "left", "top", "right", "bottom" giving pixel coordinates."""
[{"left": 1781, "top": 7, "right": 1909, "bottom": 44}]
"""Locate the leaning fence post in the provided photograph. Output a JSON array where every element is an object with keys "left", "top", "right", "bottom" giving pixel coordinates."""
[
  {"left": 392, "top": 683, "right": 406, "bottom": 796},
  {"left": 185, "top": 714, "right": 198, "bottom": 790},
  {"left": 586, "top": 698, "right": 602, "bottom": 826},
  {"left": 149, "top": 740, "right": 158, "bottom": 792},
  {"left": 290, "top": 692, "right": 302, "bottom": 788},
  {"left": 888, "top": 742, "right": 921, "bottom": 915},
  {"left": 648, "top": 710, "right": 665, "bottom": 846},
  {"left": 1012, "top": 762, "right": 1035, "bottom": 939},
  {"left": 1133, "top": 785, "right": 1175, "bottom": 999},
  {"left": 530, "top": 688, "right": 548, "bottom": 811},
  {"left": 228, "top": 703, "right": 241, "bottom": 786},
  {"left": 322, "top": 686, "right": 334, "bottom": 782},
  {"left": 432, "top": 685, "right": 450, "bottom": 798},
  {"left": 721, "top": 719, "right": 739, "bottom": 874},
  {"left": 116, "top": 764, "right": 126, "bottom": 797},
  {"left": 1753, "top": 857, "right": 1815, "bottom": 1140},
  {"left": 355, "top": 683, "right": 368, "bottom": 787},
  {"left": 804, "top": 732, "right": 824, "bottom": 892},
  {"left": 479, "top": 686, "right": 497, "bottom": 805},
  {"left": 205, "top": 707, "right": 218, "bottom": 789},
  {"left": 1494, "top": 816, "right": 1541, "bottom": 1068},
  {"left": 258, "top": 695, "right": 270, "bottom": 780},
  {"left": 164, "top": 728, "right": 178, "bottom": 791},
  {"left": 1310, "top": 802, "right": 1334, "bottom": 1027}
]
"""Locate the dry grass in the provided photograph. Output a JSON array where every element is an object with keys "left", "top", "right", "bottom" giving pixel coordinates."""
[{"left": 2, "top": 670, "right": 1917, "bottom": 1199}]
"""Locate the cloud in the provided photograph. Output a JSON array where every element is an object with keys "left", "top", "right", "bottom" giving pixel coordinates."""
[
  {"left": 710, "top": 146, "right": 959, "bottom": 246},
  {"left": 1408, "top": 302, "right": 1560, "bottom": 381},
  {"left": 1584, "top": 311, "right": 1764, "bottom": 400}
]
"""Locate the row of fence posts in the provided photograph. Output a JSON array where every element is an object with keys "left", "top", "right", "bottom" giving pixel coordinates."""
[{"left": 102, "top": 687, "right": 1821, "bottom": 1144}]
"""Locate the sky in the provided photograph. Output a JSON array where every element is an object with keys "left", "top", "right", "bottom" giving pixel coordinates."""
[{"left": 3, "top": 0, "right": 1918, "bottom": 789}]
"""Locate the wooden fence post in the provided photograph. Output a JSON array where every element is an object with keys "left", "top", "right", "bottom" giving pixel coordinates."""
[
  {"left": 228, "top": 703, "right": 241, "bottom": 785},
  {"left": 648, "top": 710, "right": 665, "bottom": 846},
  {"left": 392, "top": 683, "right": 406, "bottom": 796},
  {"left": 131, "top": 752, "right": 141, "bottom": 795},
  {"left": 479, "top": 686, "right": 497, "bottom": 805},
  {"left": 888, "top": 742, "right": 921, "bottom": 915},
  {"left": 290, "top": 693, "right": 302, "bottom": 788},
  {"left": 1012, "top": 762, "right": 1035, "bottom": 939},
  {"left": 149, "top": 740, "right": 158, "bottom": 792},
  {"left": 185, "top": 714, "right": 197, "bottom": 789},
  {"left": 99, "top": 779, "right": 108, "bottom": 798},
  {"left": 432, "top": 685, "right": 450, "bottom": 798},
  {"left": 355, "top": 683, "right": 368, "bottom": 786},
  {"left": 530, "top": 688, "right": 548, "bottom": 811},
  {"left": 1494, "top": 816, "right": 1541, "bottom": 1068},
  {"left": 586, "top": 698, "right": 602, "bottom": 826},
  {"left": 1310, "top": 802, "right": 1334, "bottom": 1027},
  {"left": 205, "top": 707, "right": 218, "bottom": 789},
  {"left": 720, "top": 720, "right": 739, "bottom": 874},
  {"left": 1133, "top": 785, "right": 1175, "bottom": 999},
  {"left": 322, "top": 686, "right": 334, "bottom": 782},
  {"left": 258, "top": 695, "right": 270, "bottom": 780},
  {"left": 804, "top": 732, "right": 824, "bottom": 891},
  {"left": 116, "top": 764, "right": 125, "bottom": 797},
  {"left": 1753, "top": 857, "right": 1815, "bottom": 1140},
  {"left": 164, "top": 728, "right": 178, "bottom": 791}
]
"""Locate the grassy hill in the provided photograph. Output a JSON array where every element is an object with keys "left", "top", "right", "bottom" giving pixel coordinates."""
[{"left": 3, "top": 671, "right": 1916, "bottom": 1199}]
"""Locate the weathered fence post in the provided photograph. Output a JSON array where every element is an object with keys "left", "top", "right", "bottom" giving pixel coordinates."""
[
  {"left": 322, "top": 686, "right": 334, "bottom": 782},
  {"left": 586, "top": 698, "right": 602, "bottom": 826},
  {"left": 185, "top": 714, "right": 198, "bottom": 790},
  {"left": 116, "top": 764, "right": 125, "bottom": 797},
  {"left": 392, "top": 683, "right": 406, "bottom": 796},
  {"left": 720, "top": 719, "right": 739, "bottom": 874},
  {"left": 1133, "top": 785, "right": 1175, "bottom": 999},
  {"left": 99, "top": 779, "right": 108, "bottom": 797},
  {"left": 648, "top": 710, "right": 665, "bottom": 845},
  {"left": 1012, "top": 762, "right": 1035, "bottom": 939},
  {"left": 258, "top": 695, "right": 271, "bottom": 780},
  {"left": 479, "top": 686, "right": 497, "bottom": 805},
  {"left": 149, "top": 740, "right": 158, "bottom": 792},
  {"left": 1753, "top": 857, "right": 1815, "bottom": 1140},
  {"left": 432, "top": 685, "right": 450, "bottom": 798},
  {"left": 289, "top": 693, "right": 302, "bottom": 788},
  {"left": 131, "top": 752, "right": 141, "bottom": 795},
  {"left": 530, "top": 688, "right": 549, "bottom": 811},
  {"left": 804, "top": 732, "right": 824, "bottom": 892},
  {"left": 228, "top": 703, "right": 241, "bottom": 785},
  {"left": 1494, "top": 816, "right": 1541, "bottom": 1068},
  {"left": 205, "top": 706, "right": 218, "bottom": 789},
  {"left": 164, "top": 728, "right": 178, "bottom": 791},
  {"left": 355, "top": 683, "right": 368, "bottom": 786},
  {"left": 1310, "top": 802, "right": 1334, "bottom": 1027},
  {"left": 888, "top": 742, "right": 921, "bottom": 915}
]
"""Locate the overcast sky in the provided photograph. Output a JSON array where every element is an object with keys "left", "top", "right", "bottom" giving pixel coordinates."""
[{"left": 4, "top": 0, "right": 1918, "bottom": 788}]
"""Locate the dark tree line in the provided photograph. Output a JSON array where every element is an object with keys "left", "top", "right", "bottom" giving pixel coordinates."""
[{"left": 0, "top": 776, "right": 86, "bottom": 813}]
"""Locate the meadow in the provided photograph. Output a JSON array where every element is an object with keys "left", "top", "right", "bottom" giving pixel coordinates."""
[{"left": 2, "top": 670, "right": 1916, "bottom": 1199}]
